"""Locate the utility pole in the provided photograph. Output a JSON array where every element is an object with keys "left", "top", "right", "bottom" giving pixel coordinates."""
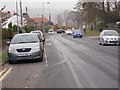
[
  {"left": 42, "top": 3, "right": 44, "bottom": 33},
  {"left": 16, "top": 0, "right": 19, "bottom": 33},
  {"left": 42, "top": 2, "right": 49, "bottom": 33},
  {"left": 20, "top": 0, "right": 23, "bottom": 33}
]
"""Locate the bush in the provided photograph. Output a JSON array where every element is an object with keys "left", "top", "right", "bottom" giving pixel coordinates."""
[
  {"left": 2, "top": 28, "right": 13, "bottom": 40},
  {"left": 13, "top": 25, "right": 17, "bottom": 32},
  {"left": 2, "top": 28, "right": 9, "bottom": 39},
  {"left": 25, "top": 25, "right": 35, "bottom": 33},
  {"left": 8, "top": 28, "right": 13, "bottom": 39}
]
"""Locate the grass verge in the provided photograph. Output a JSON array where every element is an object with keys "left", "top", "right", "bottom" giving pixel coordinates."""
[
  {"left": 85, "top": 29, "right": 101, "bottom": 37},
  {"left": 0, "top": 52, "right": 8, "bottom": 64}
]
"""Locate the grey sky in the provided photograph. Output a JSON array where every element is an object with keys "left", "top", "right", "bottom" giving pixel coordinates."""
[
  {"left": 0, "top": 0, "right": 77, "bottom": 12},
  {"left": 0, "top": 0, "right": 78, "bottom": 22}
]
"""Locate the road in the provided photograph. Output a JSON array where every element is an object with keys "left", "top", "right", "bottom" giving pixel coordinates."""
[{"left": 2, "top": 34, "right": 118, "bottom": 88}]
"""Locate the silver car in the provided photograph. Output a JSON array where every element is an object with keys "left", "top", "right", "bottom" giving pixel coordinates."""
[
  {"left": 99, "top": 30, "right": 119, "bottom": 45},
  {"left": 7, "top": 33, "right": 44, "bottom": 64}
]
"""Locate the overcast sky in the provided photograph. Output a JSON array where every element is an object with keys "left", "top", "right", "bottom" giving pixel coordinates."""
[
  {"left": 1, "top": 0, "right": 78, "bottom": 12},
  {"left": 0, "top": 0, "right": 78, "bottom": 22}
]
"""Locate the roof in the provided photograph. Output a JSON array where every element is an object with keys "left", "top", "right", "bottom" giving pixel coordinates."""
[
  {"left": 31, "top": 17, "right": 49, "bottom": 23},
  {"left": 2, "top": 15, "right": 26, "bottom": 28}
]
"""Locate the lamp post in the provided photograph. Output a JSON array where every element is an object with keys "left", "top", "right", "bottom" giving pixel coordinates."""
[
  {"left": 16, "top": 0, "right": 19, "bottom": 33},
  {"left": 42, "top": 2, "right": 49, "bottom": 33},
  {"left": 20, "top": 0, "right": 23, "bottom": 33}
]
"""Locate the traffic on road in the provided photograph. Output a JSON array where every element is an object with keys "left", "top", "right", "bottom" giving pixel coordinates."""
[{"left": 1, "top": 0, "right": 120, "bottom": 89}]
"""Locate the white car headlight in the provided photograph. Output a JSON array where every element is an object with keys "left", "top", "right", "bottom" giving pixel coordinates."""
[
  {"left": 8, "top": 48, "right": 16, "bottom": 53},
  {"left": 32, "top": 46, "right": 40, "bottom": 52}
]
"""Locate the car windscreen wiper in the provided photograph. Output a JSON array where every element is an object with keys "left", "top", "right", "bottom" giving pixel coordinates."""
[
  {"left": 28, "top": 41, "right": 38, "bottom": 43},
  {"left": 11, "top": 42, "right": 27, "bottom": 44}
]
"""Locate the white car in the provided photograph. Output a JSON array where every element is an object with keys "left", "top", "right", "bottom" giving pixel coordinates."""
[
  {"left": 65, "top": 30, "right": 73, "bottom": 35},
  {"left": 99, "top": 30, "right": 119, "bottom": 45},
  {"left": 30, "top": 30, "right": 45, "bottom": 42},
  {"left": 48, "top": 29, "right": 54, "bottom": 35}
]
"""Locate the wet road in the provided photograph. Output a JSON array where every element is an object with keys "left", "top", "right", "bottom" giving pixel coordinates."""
[{"left": 2, "top": 34, "right": 118, "bottom": 88}]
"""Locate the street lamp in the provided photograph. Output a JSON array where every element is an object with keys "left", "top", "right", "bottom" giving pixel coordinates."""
[
  {"left": 41, "top": 2, "right": 50, "bottom": 33},
  {"left": 16, "top": 0, "right": 19, "bottom": 33}
]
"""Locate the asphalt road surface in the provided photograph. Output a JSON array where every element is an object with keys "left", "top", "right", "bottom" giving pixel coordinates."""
[{"left": 2, "top": 34, "right": 119, "bottom": 88}]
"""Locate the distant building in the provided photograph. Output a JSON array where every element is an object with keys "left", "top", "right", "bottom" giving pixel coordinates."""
[
  {"left": 2, "top": 15, "right": 27, "bottom": 28},
  {"left": 31, "top": 17, "right": 49, "bottom": 29}
]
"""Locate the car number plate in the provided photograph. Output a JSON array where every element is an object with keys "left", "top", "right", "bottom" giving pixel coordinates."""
[{"left": 18, "top": 53, "right": 30, "bottom": 56}]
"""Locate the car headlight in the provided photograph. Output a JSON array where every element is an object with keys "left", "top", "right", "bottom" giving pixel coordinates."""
[
  {"left": 32, "top": 47, "right": 40, "bottom": 52},
  {"left": 8, "top": 48, "right": 16, "bottom": 53}
]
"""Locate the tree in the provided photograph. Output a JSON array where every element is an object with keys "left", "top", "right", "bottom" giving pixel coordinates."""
[
  {"left": 13, "top": 25, "right": 17, "bottom": 32},
  {"left": 75, "top": 0, "right": 120, "bottom": 30},
  {"left": 8, "top": 22, "right": 12, "bottom": 28},
  {"left": 56, "top": 14, "right": 63, "bottom": 25}
]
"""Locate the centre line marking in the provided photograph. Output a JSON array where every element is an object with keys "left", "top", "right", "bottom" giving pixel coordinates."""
[{"left": 0, "top": 68, "right": 13, "bottom": 81}]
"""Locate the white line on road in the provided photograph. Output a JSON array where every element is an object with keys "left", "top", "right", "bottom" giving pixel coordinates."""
[
  {"left": 53, "top": 38, "right": 83, "bottom": 88},
  {"left": 44, "top": 48, "right": 48, "bottom": 67},
  {"left": 64, "top": 56, "right": 83, "bottom": 88}
]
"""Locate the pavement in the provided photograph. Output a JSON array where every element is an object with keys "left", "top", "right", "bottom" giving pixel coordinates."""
[{"left": 1, "top": 34, "right": 119, "bottom": 88}]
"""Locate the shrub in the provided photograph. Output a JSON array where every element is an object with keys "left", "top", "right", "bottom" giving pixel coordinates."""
[{"left": 2, "top": 28, "right": 13, "bottom": 40}]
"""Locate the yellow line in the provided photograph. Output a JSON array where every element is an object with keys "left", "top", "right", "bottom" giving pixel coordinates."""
[
  {"left": 0, "top": 68, "right": 13, "bottom": 81},
  {"left": 0, "top": 68, "right": 7, "bottom": 76}
]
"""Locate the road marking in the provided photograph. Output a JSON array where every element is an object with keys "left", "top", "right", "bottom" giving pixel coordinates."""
[
  {"left": 53, "top": 39, "right": 83, "bottom": 88},
  {"left": 0, "top": 68, "right": 13, "bottom": 81},
  {"left": 44, "top": 48, "right": 48, "bottom": 67},
  {"left": 0, "top": 68, "right": 7, "bottom": 76}
]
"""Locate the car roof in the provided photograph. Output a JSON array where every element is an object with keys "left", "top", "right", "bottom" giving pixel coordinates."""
[
  {"left": 30, "top": 30, "right": 42, "bottom": 32},
  {"left": 14, "top": 33, "right": 38, "bottom": 36},
  {"left": 102, "top": 30, "right": 116, "bottom": 32}
]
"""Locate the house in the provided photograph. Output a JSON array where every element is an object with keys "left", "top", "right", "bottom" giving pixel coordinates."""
[
  {"left": 31, "top": 17, "right": 49, "bottom": 29},
  {"left": 2, "top": 14, "right": 27, "bottom": 28}
]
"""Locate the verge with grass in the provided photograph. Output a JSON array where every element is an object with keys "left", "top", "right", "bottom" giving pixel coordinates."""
[
  {"left": 85, "top": 29, "right": 101, "bottom": 37},
  {"left": 0, "top": 52, "right": 8, "bottom": 64}
]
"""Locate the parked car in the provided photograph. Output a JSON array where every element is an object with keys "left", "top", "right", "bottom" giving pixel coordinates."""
[
  {"left": 65, "top": 29, "right": 73, "bottom": 35},
  {"left": 7, "top": 33, "right": 44, "bottom": 64},
  {"left": 30, "top": 30, "right": 45, "bottom": 42},
  {"left": 48, "top": 29, "right": 54, "bottom": 35},
  {"left": 57, "top": 29, "right": 65, "bottom": 34},
  {"left": 73, "top": 30, "right": 82, "bottom": 38},
  {"left": 99, "top": 30, "right": 119, "bottom": 45}
]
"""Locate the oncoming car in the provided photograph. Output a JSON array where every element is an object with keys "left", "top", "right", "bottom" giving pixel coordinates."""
[
  {"left": 73, "top": 30, "right": 82, "bottom": 38},
  {"left": 48, "top": 29, "right": 55, "bottom": 35},
  {"left": 7, "top": 33, "right": 44, "bottom": 64},
  {"left": 99, "top": 30, "right": 119, "bottom": 45},
  {"left": 65, "top": 29, "right": 73, "bottom": 35}
]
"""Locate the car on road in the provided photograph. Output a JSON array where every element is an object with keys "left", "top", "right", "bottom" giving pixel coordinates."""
[
  {"left": 48, "top": 29, "right": 55, "bottom": 35},
  {"left": 73, "top": 30, "right": 82, "bottom": 38},
  {"left": 65, "top": 29, "right": 73, "bottom": 35},
  {"left": 7, "top": 33, "right": 44, "bottom": 64},
  {"left": 57, "top": 29, "right": 65, "bottom": 34},
  {"left": 99, "top": 30, "right": 119, "bottom": 45},
  {"left": 30, "top": 30, "right": 45, "bottom": 43}
]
